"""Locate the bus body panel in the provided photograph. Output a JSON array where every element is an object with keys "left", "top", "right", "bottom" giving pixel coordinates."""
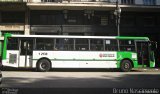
[
  {"left": 117, "top": 52, "right": 138, "bottom": 68},
  {"left": 2, "top": 50, "right": 32, "bottom": 68},
  {"left": 51, "top": 61, "right": 117, "bottom": 68},
  {"left": 2, "top": 50, "right": 19, "bottom": 67},
  {"left": 33, "top": 51, "right": 118, "bottom": 68},
  {"left": 19, "top": 56, "right": 32, "bottom": 67},
  {"left": 78, "top": 61, "right": 117, "bottom": 68},
  {"left": 52, "top": 61, "right": 79, "bottom": 68},
  {"left": 33, "top": 51, "right": 117, "bottom": 60}
]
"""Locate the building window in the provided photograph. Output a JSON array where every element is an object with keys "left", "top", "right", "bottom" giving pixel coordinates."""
[
  {"left": 121, "top": 15, "right": 135, "bottom": 26},
  {"left": 157, "top": 16, "right": 160, "bottom": 26},
  {"left": 1, "top": 31, "right": 24, "bottom": 35},
  {"left": 30, "top": 11, "right": 63, "bottom": 25},
  {"left": 1, "top": 12, "right": 25, "bottom": 23},
  {"left": 100, "top": 16, "right": 108, "bottom": 26},
  {"left": 40, "top": 15, "right": 47, "bottom": 25},
  {"left": 67, "top": 16, "right": 77, "bottom": 24},
  {"left": 92, "top": 15, "right": 108, "bottom": 26},
  {"left": 70, "top": 0, "right": 97, "bottom": 2},
  {"left": 143, "top": 16, "right": 155, "bottom": 26},
  {"left": 41, "top": 0, "right": 57, "bottom": 2},
  {"left": 143, "top": 0, "right": 156, "bottom": 5},
  {"left": 121, "top": 0, "right": 134, "bottom": 5}
]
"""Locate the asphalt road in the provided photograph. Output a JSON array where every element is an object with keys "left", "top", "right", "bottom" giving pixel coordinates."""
[{"left": 1, "top": 68, "right": 160, "bottom": 88}]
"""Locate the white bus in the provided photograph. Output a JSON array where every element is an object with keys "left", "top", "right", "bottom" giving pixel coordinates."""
[{"left": 1, "top": 33, "right": 156, "bottom": 72}]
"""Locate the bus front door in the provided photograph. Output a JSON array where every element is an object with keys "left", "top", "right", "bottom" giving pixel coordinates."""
[
  {"left": 19, "top": 39, "right": 33, "bottom": 67},
  {"left": 136, "top": 42, "right": 150, "bottom": 67}
]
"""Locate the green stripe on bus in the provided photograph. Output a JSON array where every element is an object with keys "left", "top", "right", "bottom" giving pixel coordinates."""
[
  {"left": 116, "top": 36, "right": 149, "bottom": 40},
  {"left": 117, "top": 51, "right": 138, "bottom": 68},
  {"left": 2, "top": 33, "right": 12, "bottom": 60}
]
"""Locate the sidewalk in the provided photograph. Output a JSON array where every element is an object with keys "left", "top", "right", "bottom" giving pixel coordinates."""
[{"left": 132, "top": 68, "right": 160, "bottom": 72}]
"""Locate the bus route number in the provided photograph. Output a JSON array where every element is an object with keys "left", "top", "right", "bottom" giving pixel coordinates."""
[{"left": 39, "top": 52, "right": 48, "bottom": 56}]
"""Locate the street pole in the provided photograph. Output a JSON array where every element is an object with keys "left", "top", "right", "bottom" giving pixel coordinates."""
[
  {"left": 116, "top": 0, "right": 121, "bottom": 36},
  {"left": 114, "top": 0, "right": 121, "bottom": 51}
]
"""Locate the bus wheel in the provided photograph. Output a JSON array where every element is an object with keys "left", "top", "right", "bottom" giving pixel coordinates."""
[
  {"left": 120, "top": 60, "right": 132, "bottom": 72},
  {"left": 37, "top": 59, "right": 51, "bottom": 72}
]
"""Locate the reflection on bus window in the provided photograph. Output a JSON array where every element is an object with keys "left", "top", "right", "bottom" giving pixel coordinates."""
[
  {"left": 119, "top": 40, "right": 135, "bottom": 51},
  {"left": 7, "top": 38, "right": 19, "bottom": 50},
  {"left": 105, "top": 39, "right": 118, "bottom": 51},
  {"left": 63, "top": 38, "right": 74, "bottom": 50},
  {"left": 90, "top": 39, "right": 104, "bottom": 51},
  {"left": 55, "top": 39, "right": 64, "bottom": 50},
  {"left": 55, "top": 38, "right": 74, "bottom": 51},
  {"left": 36, "top": 38, "right": 54, "bottom": 50},
  {"left": 75, "top": 39, "right": 89, "bottom": 51}
]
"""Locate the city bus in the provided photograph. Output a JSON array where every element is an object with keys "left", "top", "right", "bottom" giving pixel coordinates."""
[{"left": 1, "top": 33, "right": 156, "bottom": 72}]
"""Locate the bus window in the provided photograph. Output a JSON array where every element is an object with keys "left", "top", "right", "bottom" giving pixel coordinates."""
[
  {"left": 55, "top": 38, "right": 74, "bottom": 51},
  {"left": 36, "top": 38, "right": 54, "bottom": 50},
  {"left": 119, "top": 40, "right": 135, "bottom": 51},
  {"left": 55, "top": 39, "right": 64, "bottom": 50},
  {"left": 75, "top": 39, "right": 89, "bottom": 51},
  {"left": 7, "top": 38, "right": 19, "bottom": 50},
  {"left": 63, "top": 38, "right": 74, "bottom": 51},
  {"left": 90, "top": 39, "right": 104, "bottom": 51},
  {"left": 105, "top": 39, "right": 118, "bottom": 51}
]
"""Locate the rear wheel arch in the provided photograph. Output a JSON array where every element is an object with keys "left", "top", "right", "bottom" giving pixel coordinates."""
[
  {"left": 121, "top": 58, "right": 134, "bottom": 67},
  {"left": 120, "top": 58, "right": 133, "bottom": 72}
]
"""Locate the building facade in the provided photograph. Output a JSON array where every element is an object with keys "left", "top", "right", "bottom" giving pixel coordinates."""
[
  {"left": 0, "top": 0, "right": 160, "bottom": 36},
  {"left": 0, "top": 0, "right": 160, "bottom": 65}
]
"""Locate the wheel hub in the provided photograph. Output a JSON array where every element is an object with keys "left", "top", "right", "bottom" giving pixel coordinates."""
[
  {"left": 41, "top": 63, "right": 47, "bottom": 69},
  {"left": 124, "top": 63, "right": 129, "bottom": 69}
]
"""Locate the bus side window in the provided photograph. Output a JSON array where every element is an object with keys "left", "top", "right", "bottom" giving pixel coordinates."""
[
  {"left": 55, "top": 38, "right": 74, "bottom": 51},
  {"left": 36, "top": 38, "right": 54, "bottom": 50},
  {"left": 63, "top": 38, "right": 74, "bottom": 51},
  {"left": 90, "top": 39, "right": 104, "bottom": 51},
  {"left": 55, "top": 38, "right": 64, "bottom": 50},
  {"left": 105, "top": 39, "right": 118, "bottom": 51},
  {"left": 75, "top": 39, "right": 89, "bottom": 51},
  {"left": 119, "top": 40, "right": 135, "bottom": 51},
  {"left": 7, "top": 38, "right": 19, "bottom": 50},
  {"left": 37, "top": 43, "right": 44, "bottom": 50},
  {"left": 45, "top": 43, "right": 53, "bottom": 50}
]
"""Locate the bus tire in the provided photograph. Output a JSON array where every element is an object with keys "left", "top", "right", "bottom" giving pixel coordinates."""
[
  {"left": 37, "top": 59, "right": 51, "bottom": 72},
  {"left": 120, "top": 60, "right": 132, "bottom": 72}
]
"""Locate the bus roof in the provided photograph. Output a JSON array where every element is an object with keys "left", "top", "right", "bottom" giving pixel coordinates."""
[
  {"left": 116, "top": 36, "right": 149, "bottom": 40},
  {"left": 5, "top": 33, "right": 149, "bottom": 40}
]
